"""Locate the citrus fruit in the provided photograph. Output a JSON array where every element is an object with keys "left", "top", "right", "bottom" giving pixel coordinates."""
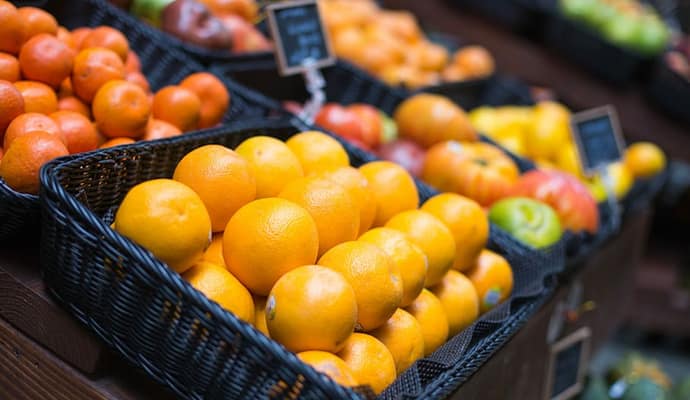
[
  {"left": 337, "top": 333, "right": 396, "bottom": 394},
  {"left": 92, "top": 80, "right": 150, "bottom": 138},
  {"left": 56, "top": 26, "right": 75, "bottom": 49},
  {"left": 359, "top": 161, "right": 419, "bottom": 227},
  {"left": 14, "top": 80, "right": 58, "bottom": 114},
  {"left": 0, "top": 53, "right": 20, "bottom": 82},
  {"left": 152, "top": 85, "right": 201, "bottom": 132},
  {"left": 58, "top": 77, "right": 73, "bottom": 98},
  {"left": 358, "top": 227, "right": 427, "bottom": 307},
  {"left": 113, "top": 179, "right": 212, "bottom": 273},
  {"left": 370, "top": 308, "right": 425, "bottom": 374},
  {"left": 235, "top": 136, "right": 303, "bottom": 198},
  {"left": 404, "top": 289, "right": 448, "bottom": 356},
  {"left": 124, "top": 50, "right": 141, "bottom": 73},
  {"left": 173, "top": 145, "right": 255, "bottom": 232},
  {"left": 49, "top": 110, "right": 100, "bottom": 154},
  {"left": 182, "top": 261, "right": 254, "bottom": 323},
  {"left": 0, "top": 1, "right": 27, "bottom": 55},
  {"left": 385, "top": 210, "right": 456, "bottom": 287},
  {"left": 318, "top": 241, "right": 402, "bottom": 331},
  {"left": 81, "top": 26, "right": 129, "bottom": 61},
  {"left": 452, "top": 45, "right": 495, "bottom": 78},
  {"left": 71, "top": 47, "right": 126, "bottom": 103},
  {"left": 201, "top": 233, "right": 224, "bottom": 266},
  {"left": 430, "top": 270, "right": 479, "bottom": 337},
  {"left": 279, "top": 176, "right": 359, "bottom": 256},
  {"left": 57, "top": 96, "right": 91, "bottom": 118},
  {"left": 4, "top": 112, "right": 62, "bottom": 150},
  {"left": 179, "top": 72, "right": 230, "bottom": 128},
  {"left": 17, "top": 7, "right": 58, "bottom": 39},
  {"left": 99, "top": 137, "right": 134, "bottom": 148},
  {"left": 125, "top": 71, "right": 150, "bottom": 93},
  {"left": 70, "top": 27, "right": 91, "bottom": 50},
  {"left": 142, "top": 118, "right": 182, "bottom": 141},
  {"left": 315, "top": 166, "right": 376, "bottom": 235},
  {"left": 285, "top": 131, "right": 349, "bottom": 175},
  {"left": 421, "top": 193, "right": 488, "bottom": 272},
  {"left": 0, "top": 80, "right": 24, "bottom": 136},
  {"left": 223, "top": 198, "right": 319, "bottom": 296},
  {"left": 252, "top": 295, "right": 269, "bottom": 336},
  {"left": 624, "top": 142, "right": 666, "bottom": 179},
  {"left": 466, "top": 249, "right": 513, "bottom": 313},
  {"left": 19, "top": 34, "right": 75, "bottom": 88},
  {"left": 266, "top": 265, "right": 357, "bottom": 353},
  {"left": 296, "top": 351, "right": 358, "bottom": 387},
  {"left": 0, "top": 131, "right": 68, "bottom": 194}
]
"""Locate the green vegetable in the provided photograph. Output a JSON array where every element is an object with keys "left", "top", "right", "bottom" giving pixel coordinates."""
[{"left": 130, "top": 0, "right": 174, "bottom": 27}]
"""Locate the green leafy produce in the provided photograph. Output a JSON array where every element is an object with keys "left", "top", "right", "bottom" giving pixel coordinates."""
[{"left": 622, "top": 378, "right": 667, "bottom": 400}]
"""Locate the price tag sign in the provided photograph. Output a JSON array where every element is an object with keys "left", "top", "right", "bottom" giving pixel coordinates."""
[
  {"left": 570, "top": 105, "right": 625, "bottom": 177},
  {"left": 266, "top": 0, "right": 335, "bottom": 76},
  {"left": 544, "top": 327, "right": 592, "bottom": 400}
]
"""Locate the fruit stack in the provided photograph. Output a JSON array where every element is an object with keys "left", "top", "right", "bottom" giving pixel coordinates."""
[{"left": 109, "top": 129, "right": 515, "bottom": 394}]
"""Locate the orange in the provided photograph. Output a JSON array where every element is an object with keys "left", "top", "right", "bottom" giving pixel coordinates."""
[
  {"left": 179, "top": 72, "right": 230, "bottom": 129},
  {"left": 200, "top": 0, "right": 259, "bottom": 21},
  {"left": 182, "top": 261, "right": 254, "bottom": 322},
  {"left": 14, "top": 80, "right": 58, "bottom": 114},
  {"left": 0, "top": 1, "right": 26, "bottom": 55},
  {"left": 441, "top": 64, "right": 469, "bottom": 82},
  {"left": 466, "top": 249, "right": 513, "bottom": 313},
  {"left": 125, "top": 71, "right": 150, "bottom": 93},
  {"left": 279, "top": 176, "right": 359, "bottom": 256},
  {"left": 70, "top": 27, "right": 91, "bottom": 50},
  {"left": 17, "top": 7, "right": 58, "bottom": 40},
  {"left": 152, "top": 85, "right": 201, "bottom": 132},
  {"left": 71, "top": 47, "right": 126, "bottom": 104},
  {"left": 201, "top": 233, "right": 224, "bottom": 266},
  {"left": 0, "top": 53, "right": 20, "bottom": 82},
  {"left": 370, "top": 308, "right": 425, "bottom": 374},
  {"left": 19, "top": 34, "right": 75, "bottom": 88},
  {"left": 222, "top": 198, "right": 319, "bottom": 296},
  {"left": 315, "top": 166, "right": 376, "bottom": 235},
  {"left": 430, "top": 270, "right": 479, "bottom": 337},
  {"left": 252, "top": 295, "right": 268, "bottom": 336},
  {"left": 58, "top": 77, "right": 73, "bottom": 98},
  {"left": 404, "top": 289, "right": 448, "bottom": 356},
  {"left": 0, "top": 80, "right": 24, "bottom": 136},
  {"left": 266, "top": 265, "right": 357, "bottom": 353},
  {"left": 113, "top": 179, "right": 212, "bottom": 273},
  {"left": 56, "top": 26, "right": 75, "bottom": 49},
  {"left": 235, "top": 136, "right": 303, "bottom": 198},
  {"left": 0, "top": 131, "right": 68, "bottom": 194},
  {"left": 173, "top": 144, "right": 256, "bottom": 232},
  {"left": 124, "top": 50, "right": 141, "bottom": 73},
  {"left": 296, "top": 351, "right": 358, "bottom": 387},
  {"left": 81, "top": 26, "right": 129, "bottom": 61},
  {"left": 359, "top": 161, "right": 419, "bottom": 227},
  {"left": 421, "top": 193, "right": 488, "bottom": 272},
  {"left": 415, "top": 42, "right": 449, "bottom": 71},
  {"left": 58, "top": 96, "right": 91, "bottom": 118},
  {"left": 4, "top": 112, "right": 62, "bottom": 150},
  {"left": 285, "top": 131, "right": 349, "bottom": 176},
  {"left": 337, "top": 333, "right": 396, "bottom": 394},
  {"left": 624, "top": 142, "right": 666, "bottom": 179},
  {"left": 452, "top": 46, "right": 495, "bottom": 78},
  {"left": 358, "top": 228, "right": 427, "bottom": 307},
  {"left": 318, "top": 241, "right": 402, "bottom": 331},
  {"left": 92, "top": 80, "right": 151, "bottom": 138},
  {"left": 385, "top": 210, "right": 456, "bottom": 288},
  {"left": 49, "top": 110, "right": 100, "bottom": 154},
  {"left": 99, "top": 137, "right": 134, "bottom": 148},
  {"left": 142, "top": 118, "right": 181, "bottom": 141}
]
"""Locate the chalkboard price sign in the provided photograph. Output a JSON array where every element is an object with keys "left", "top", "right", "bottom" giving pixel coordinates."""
[
  {"left": 266, "top": 0, "right": 335, "bottom": 76},
  {"left": 570, "top": 106, "right": 625, "bottom": 176},
  {"left": 544, "top": 327, "right": 591, "bottom": 400}
]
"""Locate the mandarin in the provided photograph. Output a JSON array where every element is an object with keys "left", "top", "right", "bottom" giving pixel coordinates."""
[
  {"left": 4, "top": 112, "right": 62, "bottom": 150},
  {"left": 0, "top": 131, "right": 68, "bottom": 194},
  {"left": 0, "top": 53, "right": 20, "bottom": 82},
  {"left": 152, "top": 85, "right": 201, "bottom": 132},
  {"left": 142, "top": 118, "right": 181, "bottom": 141},
  {"left": 0, "top": 1, "right": 26, "bottom": 55},
  {"left": 71, "top": 47, "right": 125, "bottom": 103},
  {"left": 0, "top": 80, "right": 24, "bottom": 136},
  {"left": 125, "top": 71, "right": 150, "bottom": 93},
  {"left": 57, "top": 96, "right": 91, "bottom": 118},
  {"left": 92, "top": 80, "right": 150, "bottom": 138},
  {"left": 19, "top": 34, "right": 75, "bottom": 88},
  {"left": 99, "top": 137, "right": 134, "bottom": 148},
  {"left": 49, "top": 110, "right": 100, "bottom": 154},
  {"left": 14, "top": 80, "right": 58, "bottom": 114},
  {"left": 17, "top": 7, "right": 58, "bottom": 40},
  {"left": 81, "top": 26, "right": 129, "bottom": 61},
  {"left": 179, "top": 72, "right": 230, "bottom": 129}
]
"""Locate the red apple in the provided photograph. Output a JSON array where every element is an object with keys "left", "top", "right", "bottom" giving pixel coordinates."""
[
  {"left": 282, "top": 101, "right": 303, "bottom": 115},
  {"left": 376, "top": 139, "right": 426, "bottom": 177},
  {"left": 219, "top": 14, "right": 272, "bottom": 52},
  {"left": 348, "top": 103, "right": 383, "bottom": 149},
  {"left": 314, "top": 103, "right": 367, "bottom": 146},
  {"left": 509, "top": 169, "right": 599, "bottom": 234}
]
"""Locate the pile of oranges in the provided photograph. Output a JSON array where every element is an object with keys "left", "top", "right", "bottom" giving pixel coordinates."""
[
  {"left": 113, "top": 130, "right": 514, "bottom": 394},
  {"left": 0, "top": 1, "right": 230, "bottom": 194}
]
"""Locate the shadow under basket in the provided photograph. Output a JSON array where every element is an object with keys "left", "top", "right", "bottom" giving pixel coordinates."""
[
  {"left": 40, "top": 116, "right": 563, "bottom": 399},
  {"left": 2, "top": 0, "right": 286, "bottom": 242}
]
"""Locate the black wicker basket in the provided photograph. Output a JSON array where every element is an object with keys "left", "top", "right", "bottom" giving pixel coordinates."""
[
  {"left": 40, "top": 116, "right": 563, "bottom": 399},
  {"left": 0, "top": 0, "right": 285, "bottom": 242},
  {"left": 446, "top": 0, "right": 551, "bottom": 34}
]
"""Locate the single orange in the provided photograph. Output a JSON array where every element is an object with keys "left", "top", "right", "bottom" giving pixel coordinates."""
[
  {"left": 57, "top": 96, "right": 91, "bottom": 118},
  {"left": 142, "top": 118, "right": 181, "bottom": 141},
  {"left": 125, "top": 71, "right": 150, "bottom": 93},
  {"left": 0, "top": 1, "right": 27, "bottom": 55},
  {"left": 359, "top": 161, "right": 419, "bottom": 227},
  {"left": 71, "top": 47, "right": 126, "bottom": 103},
  {"left": 252, "top": 295, "right": 269, "bottom": 336},
  {"left": 56, "top": 26, "right": 75, "bottom": 49},
  {"left": 4, "top": 112, "right": 62, "bottom": 150},
  {"left": 452, "top": 46, "right": 495, "bottom": 78},
  {"left": 234, "top": 135, "right": 303, "bottom": 198},
  {"left": 0, "top": 80, "right": 24, "bottom": 137},
  {"left": 49, "top": 110, "right": 100, "bottom": 154},
  {"left": 13, "top": 80, "right": 58, "bottom": 114},
  {"left": 466, "top": 249, "right": 513, "bottom": 313},
  {"left": 182, "top": 261, "right": 254, "bottom": 323},
  {"left": 266, "top": 265, "right": 357, "bottom": 353},
  {"left": 296, "top": 351, "right": 359, "bottom": 387},
  {"left": 99, "top": 137, "right": 134, "bottom": 148},
  {"left": 223, "top": 198, "right": 319, "bottom": 296},
  {"left": 337, "top": 333, "right": 397, "bottom": 394},
  {"left": 152, "top": 85, "right": 201, "bottom": 132},
  {"left": 17, "top": 7, "right": 58, "bottom": 40},
  {"left": 370, "top": 308, "right": 425, "bottom": 375},
  {"left": 19, "top": 34, "right": 75, "bottom": 88},
  {"left": 0, "top": 53, "right": 20, "bottom": 82},
  {"left": 92, "top": 80, "right": 151, "bottom": 138},
  {"left": 81, "top": 26, "right": 129, "bottom": 61},
  {"left": 624, "top": 142, "right": 667, "bottom": 179},
  {"left": 201, "top": 232, "right": 224, "bottom": 266},
  {"left": 0, "top": 131, "right": 68, "bottom": 194},
  {"left": 315, "top": 166, "right": 376, "bottom": 235},
  {"left": 179, "top": 72, "right": 230, "bottom": 129},
  {"left": 285, "top": 131, "right": 349, "bottom": 175},
  {"left": 70, "top": 27, "right": 91, "bottom": 50},
  {"left": 124, "top": 50, "right": 141, "bottom": 73},
  {"left": 430, "top": 270, "right": 479, "bottom": 337},
  {"left": 200, "top": 0, "right": 259, "bottom": 21},
  {"left": 404, "top": 289, "right": 448, "bottom": 356},
  {"left": 173, "top": 144, "right": 256, "bottom": 232}
]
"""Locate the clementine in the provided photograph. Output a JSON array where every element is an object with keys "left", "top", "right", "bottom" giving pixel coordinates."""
[
  {"left": 14, "top": 80, "right": 58, "bottom": 114},
  {"left": 49, "top": 110, "right": 100, "bottom": 154},
  {"left": 92, "top": 80, "right": 150, "bottom": 138},
  {"left": 71, "top": 47, "right": 126, "bottom": 103},
  {"left": 4, "top": 112, "right": 62, "bottom": 150},
  {"left": 0, "top": 131, "right": 68, "bottom": 194},
  {"left": 0, "top": 53, "right": 20, "bottom": 82},
  {"left": 0, "top": 1, "right": 26, "bottom": 55},
  {"left": 17, "top": 7, "right": 58, "bottom": 40},
  {"left": 0, "top": 80, "right": 24, "bottom": 136},
  {"left": 19, "top": 34, "right": 75, "bottom": 88},
  {"left": 81, "top": 26, "right": 129, "bottom": 61},
  {"left": 179, "top": 72, "right": 230, "bottom": 128},
  {"left": 152, "top": 85, "right": 201, "bottom": 132}
]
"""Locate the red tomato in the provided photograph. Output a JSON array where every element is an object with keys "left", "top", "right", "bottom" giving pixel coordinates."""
[
  {"left": 348, "top": 103, "right": 383, "bottom": 149},
  {"left": 314, "top": 103, "right": 365, "bottom": 144}
]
